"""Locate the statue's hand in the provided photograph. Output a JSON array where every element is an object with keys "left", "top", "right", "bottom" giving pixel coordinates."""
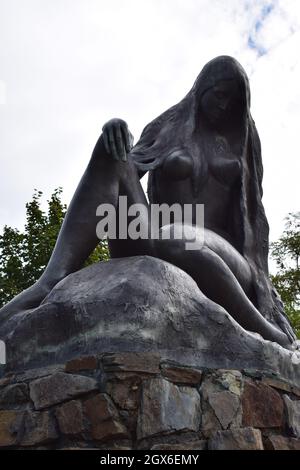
[{"left": 102, "top": 118, "right": 134, "bottom": 162}]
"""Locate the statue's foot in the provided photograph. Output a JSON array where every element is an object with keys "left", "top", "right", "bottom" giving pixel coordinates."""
[
  {"left": 249, "top": 329, "right": 292, "bottom": 351},
  {"left": 289, "top": 339, "right": 300, "bottom": 352},
  {"left": 277, "top": 332, "right": 294, "bottom": 350},
  {"left": 0, "top": 280, "right": 52, "bottom": 326}
]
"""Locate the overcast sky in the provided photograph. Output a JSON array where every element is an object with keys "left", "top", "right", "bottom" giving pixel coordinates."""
[{"left": 0, "top": 0, "right": 299, "bottom": 257}]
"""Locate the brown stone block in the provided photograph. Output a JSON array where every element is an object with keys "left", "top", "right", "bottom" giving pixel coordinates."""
[
  {"left": 21, "top": 410, "right": 58, "bottom": 447},
  {"left": 208, "top": 427, "right": 263, "bottom": 450},
  {"left": 102, "top": 352, "right": 160, "bottom": 374},
  {"left": 200, "top": 370, "right": 242, "bottom": 437},
  {"left": 29, "top": 372, "right": 98, "bottom": 410},
  {"left": 0, "top": 410, "right": 23, "bottom": 447},
  {"left": 97, "top": 440, "right": 133, "bottom": 450},
  {"left": 106, "top": 374, "right": 143, "bottom": 411},
  {"left": 242, "top": 380, "right": 283, "bottom": 428},
  {"left": 283, "top": 395, "right": 300, "bottom": 437},
  {"left": 0, "top": 375, "right": 14, "bottom": 388},
  {"left": 161, "top": 364, "right": 202, "bottom": 385},
  {"left": 14, "top": 365, "right": 64, "bottom": 383},
  {"left": 65, "top": 356, "right": 98, "bottom": 372},
  {"left": 83, "top": 393, "right": 128, "bottom": 442},
  {"left": 261, "top": 377, "right": 293, "bottom": 394},
  {"left": 55, "top": 400, "right": 85, "bottom": 435},
  {"left": 264, "top": 434, "right": 300, "bottom": 450},
  {"left": 208, "top": 390, "right": 241, "bottom": 429},
  {"left": 151, "top": 440, "right": 207, "bottom": 450},
  {"left": 261, "top": 377, "right": 300, "bottom": 398},
  {"left": 137, "top": 431, "right": 201, "bottom": 450},
  {"left": 0, "top": 383, "right": 29, "bottom": 406},
  {"left": 91, "top": 419, "right": 128, "bottom": 442},
  {"left": 137, "top": 378, "right": 201, "bottom": 440}
]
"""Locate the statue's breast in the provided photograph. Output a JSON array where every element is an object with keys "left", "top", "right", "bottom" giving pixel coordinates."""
[
  {"left": 208, "top": 135, "right": 242, "bottom": 187},
  {"left": 209, "top": 157, "right": 242, "bottom": 186},
  {"left": 161, "top": 150, "right": 193, "bottom": 181}
]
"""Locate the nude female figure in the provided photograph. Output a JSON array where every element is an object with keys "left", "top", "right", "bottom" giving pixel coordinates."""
[{"left": 0, "top": 56, "right": 295, "bottom": 348}]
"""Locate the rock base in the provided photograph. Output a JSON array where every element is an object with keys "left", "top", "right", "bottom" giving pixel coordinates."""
[
  {"left": 2, "top": 257, "right": 300, "bottom": 389},
  {"left": 1, "top": 352, "right": 300, "bottom": 450}
]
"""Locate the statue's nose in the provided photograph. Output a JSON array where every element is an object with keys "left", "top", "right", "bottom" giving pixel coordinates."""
[
  {"left": 219, "top": 98, "right": 230, "bottom": 111},
  {"left": 219, "top": 100, "right": 228, "bottom": 111}
]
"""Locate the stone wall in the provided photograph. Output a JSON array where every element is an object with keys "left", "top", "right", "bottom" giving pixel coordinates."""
[{"left": 0, "top": 352, "right": 300, "bottom": 450}]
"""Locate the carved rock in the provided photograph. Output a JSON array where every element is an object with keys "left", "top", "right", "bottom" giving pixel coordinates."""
[{"left": 1, "top": 257, "right": 300, "bottom": 387}]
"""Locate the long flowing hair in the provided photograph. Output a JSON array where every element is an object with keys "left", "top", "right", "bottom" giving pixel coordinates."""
[{"left": 131, "top": 56, "right": 295, "bottom": 337}]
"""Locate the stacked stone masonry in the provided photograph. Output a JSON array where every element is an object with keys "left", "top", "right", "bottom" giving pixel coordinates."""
[{"left": 0, "top": 352, "right": 300, "bottom": 450}]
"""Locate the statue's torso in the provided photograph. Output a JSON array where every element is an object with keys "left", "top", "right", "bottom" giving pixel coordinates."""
[{"left": 150, "top": 144, "right": 241, "bottom": 245}]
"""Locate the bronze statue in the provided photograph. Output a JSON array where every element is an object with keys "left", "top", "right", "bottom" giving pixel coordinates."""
[{"left": 0, "top": 56, "right": 296, "bottom": 349}]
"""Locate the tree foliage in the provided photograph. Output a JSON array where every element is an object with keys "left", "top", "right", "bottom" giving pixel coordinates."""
[
  {"left": 0, "top": 189, "right": 109, "bottom": 308},
  {"left": 270, "top": 212, "right": 300, "bottom": 338}
]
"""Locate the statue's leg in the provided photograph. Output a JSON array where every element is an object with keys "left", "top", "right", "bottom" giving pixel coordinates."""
[
  {"left": 155, "top": 224, "right": 290, "bottom": 347},
  {"left": 0, "top": 135, "right": 151, "bottom": 321}
]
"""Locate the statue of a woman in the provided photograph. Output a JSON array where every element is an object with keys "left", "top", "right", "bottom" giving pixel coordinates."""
[{"left": 0, "top": 56, "right": 296, "bottom": 348}]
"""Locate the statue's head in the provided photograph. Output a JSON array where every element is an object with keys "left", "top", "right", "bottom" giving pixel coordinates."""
[
  {"left": 132, "top": 56, "right": 251, "bottom": 174},
  {"left": 195, "top": 56, "right": 249, "bottom": 130},
  {"left": 199, "top": 78, "right": 242, "bottom": 127}
]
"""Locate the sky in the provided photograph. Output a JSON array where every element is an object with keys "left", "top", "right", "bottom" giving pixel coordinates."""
[{"left": 0, "top": 0, "right": 299, "bottom": 264}]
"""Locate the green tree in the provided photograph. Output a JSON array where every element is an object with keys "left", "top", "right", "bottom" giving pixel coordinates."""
[
  {"left": 270, "top": 212, "right": 300, "bottom": 338},
  {"left": 0, "top": 188, "right": 109, "bottom": 308}
]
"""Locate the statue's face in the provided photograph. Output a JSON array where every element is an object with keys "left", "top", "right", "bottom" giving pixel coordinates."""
[{"left": 200, "top": 79, "right": 242, "bottom": 127}]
